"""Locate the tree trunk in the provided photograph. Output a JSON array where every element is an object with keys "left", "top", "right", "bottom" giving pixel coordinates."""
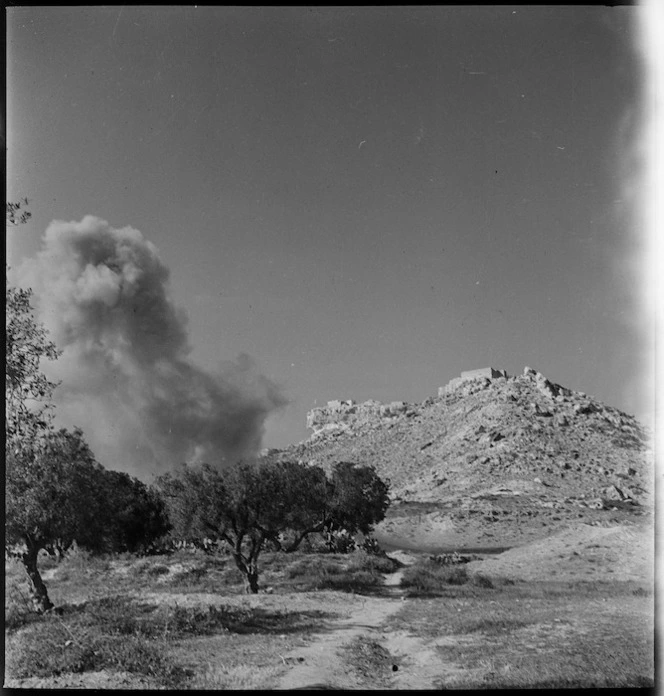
[
  {"left": 232, "top": 552, "right": 260, "bottom": 594},
  {"left": 244, "top": 569, "right": 259, "bottom": 594},
  {"left": 22, "top": 545, "right": 54, "bottom": 613}
]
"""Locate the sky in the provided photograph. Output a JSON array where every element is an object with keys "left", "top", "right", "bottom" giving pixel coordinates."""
[{"left": 6, "top": 6, "right": 655, "bottom": 480}]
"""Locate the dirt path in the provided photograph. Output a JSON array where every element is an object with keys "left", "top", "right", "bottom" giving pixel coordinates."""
[
  {"left": 275, "top": 550, "right": 455, "bottom": 690},
  {"left": 275, "top": 594, "right": 405, "bottom": 689}
]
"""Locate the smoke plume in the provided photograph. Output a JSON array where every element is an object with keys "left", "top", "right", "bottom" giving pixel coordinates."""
[{"left": 17, "top": 216, "right": 287, "bottom": 478}]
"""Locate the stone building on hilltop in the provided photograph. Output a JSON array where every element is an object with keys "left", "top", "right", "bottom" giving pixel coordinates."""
[
  {"left": 460, "top": 367, "right": 508, "bottom": 380},
  {"left": 439, "top": 367, "right": 509, "bottom": 396}
]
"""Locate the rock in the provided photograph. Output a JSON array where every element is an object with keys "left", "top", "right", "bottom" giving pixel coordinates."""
[{"left": 603, "top": 484, "right": 627, "bottom": 501}]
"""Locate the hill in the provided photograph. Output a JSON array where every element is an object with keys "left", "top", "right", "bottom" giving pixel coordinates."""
[{"left": 271, "top": 366, "right": 653, "bottom": 551}]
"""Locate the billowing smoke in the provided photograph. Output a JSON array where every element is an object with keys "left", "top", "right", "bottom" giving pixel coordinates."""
[{"left": 17, "top": 216, "right": 287, "bottom": 478}]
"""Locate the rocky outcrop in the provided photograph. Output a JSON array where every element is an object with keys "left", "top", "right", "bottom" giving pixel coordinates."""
[
  {"left": 275, "top": 367, "right": 652, "bottom": 518},
  {"left": 267, "top": 366, "right": 652, "bottom": 551},
  {"left": 522, "top": 365, "right": 573, "bottom": 400},
  {"left": 307, "top": 399, "right": 409, "bottom": 436}
]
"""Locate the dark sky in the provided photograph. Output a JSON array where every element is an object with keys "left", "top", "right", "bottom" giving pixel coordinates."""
[{"left": 7, "top": 6, "right": 649, "bottom": 458}]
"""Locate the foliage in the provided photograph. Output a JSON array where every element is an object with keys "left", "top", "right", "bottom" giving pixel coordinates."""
[
  {"left": 341, "top": 635, "right": 397, "bottom": 688},
  {"left": 157, "top": 460, "right": 325, "bottom": 592},
  {"left": 348, "top": 549, "right": 399, "bottom": 574},
  {"left": 283, "top": 554, "right": 383, "bottom": 593},
  {"left": 6, "top": 594, "right": 333, "bottom": 687},
  {"left": 7, "top": 430, "right": 167, "bottom": 558},
  {"left": 91, "top": 471, "right": 171, "bottom": 555},
  {"left": 400, "top": 560, "right": 470, "bottom": 595},
  {"left": 285, "top": 556, "right": 346, "bottom": 580},
  {"left": 6, "top": 198, "right": 32, "bottom": 226},
  {"left": 6, "top": 427, "right": 108, "bottom": 554},
  {"left": 157, "top": 459, "right": 390, "bottom": 593},
  {"left": 280, "top": 549, "right": 396, "bottom": 593},
  {"left": 323, "top": 528, "right": 357, "bottom": 553},
  {"left": 6, "top": 278, "right": 170, "bottom": 610},
  {"left": 399, "top": 559, "right": 497, "bottom": 596},
  {"left": 6, "top": 425, "right": 108, "bottom": 611},
  {"left": 5, "top": 284, "right": 60, "bottom": 445},
  {"left": 328, "top": 461, "right": 390, "bottom": 536}
]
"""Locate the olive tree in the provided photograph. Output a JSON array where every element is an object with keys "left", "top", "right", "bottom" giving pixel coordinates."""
[
  {"left": 6, "top": 285, "right": 60, "bottom": 444},
  {"left": 96, "top": 471, "right": 171, "bottom": 555},
  {"left": 6, "top": 279, "right": 169, "bottom": 611},
  {"left": 44, "top": 470, "right": 171, "bottom": 560},
  {"left": 6, "top": 427, "right": 109, "bottom": 612},
  {"left": 157, "top": 459, "right": 390, "bottom": 594}
]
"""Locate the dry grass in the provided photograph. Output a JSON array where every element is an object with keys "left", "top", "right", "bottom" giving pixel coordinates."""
[
  {"left": 5, "top": 547, "right": 397, "bottom": 688},
  {"left": 279, "top": 549, "right": 397, "bottom": 593},
  {"left": 399, "top": 558, "right": 497, "bottom": 595},
  {"left": 339, "top": 635, "right": 398, "bottom": 688},
  {"left": 5, "top": 549, "right": 333, "bottom": 689},
  {"left": 6, "top": 587, "right": 336, "bottom": 688},
  {"left": 385, "top": 577, "right": 655, "bottom": 689},
  {"left": 7, "top": 546, "right": 653, "bottom": 689}
]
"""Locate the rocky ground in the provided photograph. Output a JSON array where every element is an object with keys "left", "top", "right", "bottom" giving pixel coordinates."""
[{"left": 274, "top": 366, "right": 653, "bottom": 545}]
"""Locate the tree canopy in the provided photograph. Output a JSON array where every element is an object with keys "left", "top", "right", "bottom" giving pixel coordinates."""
[
  {"left": 6, "top": 284, "right": 60, "bottom": 445},
  {"left": 157, "top": 459, "right": 389, "bottom": 593},
  {"left": 6, "top": 274, "right": 169, "bottom": 612}
]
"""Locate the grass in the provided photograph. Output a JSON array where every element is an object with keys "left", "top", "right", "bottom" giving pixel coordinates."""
[
  {"left": 9, "top": 544, "right": 651, "bottom": 689},
  {"left": 5, "top": 546, "right": 396, "bottom": 688},
  {"left": 385, "top": 576, "right": 655, "bottom": 689},
  {"left": 340, "top": 635, "right": 398, "bottom": 688},
  {"left": 5, "top": 591, "right": 336, "bottom": 688},
  {"left": 400, "top": 558, "right": 496, "bottom": 595},
  {"left": 281, "top": 549, "right": 397, "bottom": 593}
]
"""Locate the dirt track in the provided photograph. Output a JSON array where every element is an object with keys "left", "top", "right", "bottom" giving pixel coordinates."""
[{"left": 276, "top": 551, "right": 420, "bottom": 690}]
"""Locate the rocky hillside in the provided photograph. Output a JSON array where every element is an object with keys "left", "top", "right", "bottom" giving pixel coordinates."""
[{"left": 271, "top": 367, "right": 653, "bottom": 549}]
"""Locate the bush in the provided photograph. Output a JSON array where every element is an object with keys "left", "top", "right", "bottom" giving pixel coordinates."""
[
  {"left": 400, "top": 560, "right": 470, "bottom": 594},
  {"left": 317, "top": 570, "right": 382, "bottom": 592},
  {"left": 282, "top": 554, "right": 386, "bottom": 593},
  {"left": 6, "top": 608, "right": 185, "bottom": 685},
  {"left": 323, "top": 529, "right": 357, "bottom": 553},
  {"left": 6, "top": 598, "right": 41, "bottom": 632},
  {"left": 359, "top": 536, "right": 384, "bottom": 555},
  {"left": 285, "top": 556, "right": 345, "bottom": 580},
  {"left": 298, "top": 533, "right": 328, "bottom": 553},
  {"left": 6, "top": 596, "right": 272, "bottom": 686},
  {"left": 348, "top": 549, "right": 398, "bottom": 575},
  {"left": 471, "top": 574, "right": 495, "bottom": 589}
]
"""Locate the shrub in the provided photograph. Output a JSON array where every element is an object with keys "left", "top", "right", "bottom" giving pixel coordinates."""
[
  {"left": 348, "top": 549, "right": 398, "bottom": 575},
  {"left": 318, "top": 570, "right": 381, "bottom": 592},
  {"left": 471, "top": 574, "right": 495, "bottom": 589},
  {"left": 129, "top": 560, "right": 169, "bottom": 577},
  {"left": 282, "top": 554, "right": 385, "bottom": 593},
  {"left": 400, "top": 560, "right": 473, "bottom": 594},
  {"left": 285, "top": 556, "right": 345, "bottom": 580},
  {"left": 8, "top": 620, "right": 189, "bottom": 686},
  {"left": 6, "top": 595, "right": 276, "bottom": 686},
  {"left": 359, "top": 536, "right": 384, "bottom": 555}
]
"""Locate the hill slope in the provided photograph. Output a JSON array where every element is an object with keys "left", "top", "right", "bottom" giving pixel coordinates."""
[{"left": 273, "top": 367, "right": 652, "bottom": 550}]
